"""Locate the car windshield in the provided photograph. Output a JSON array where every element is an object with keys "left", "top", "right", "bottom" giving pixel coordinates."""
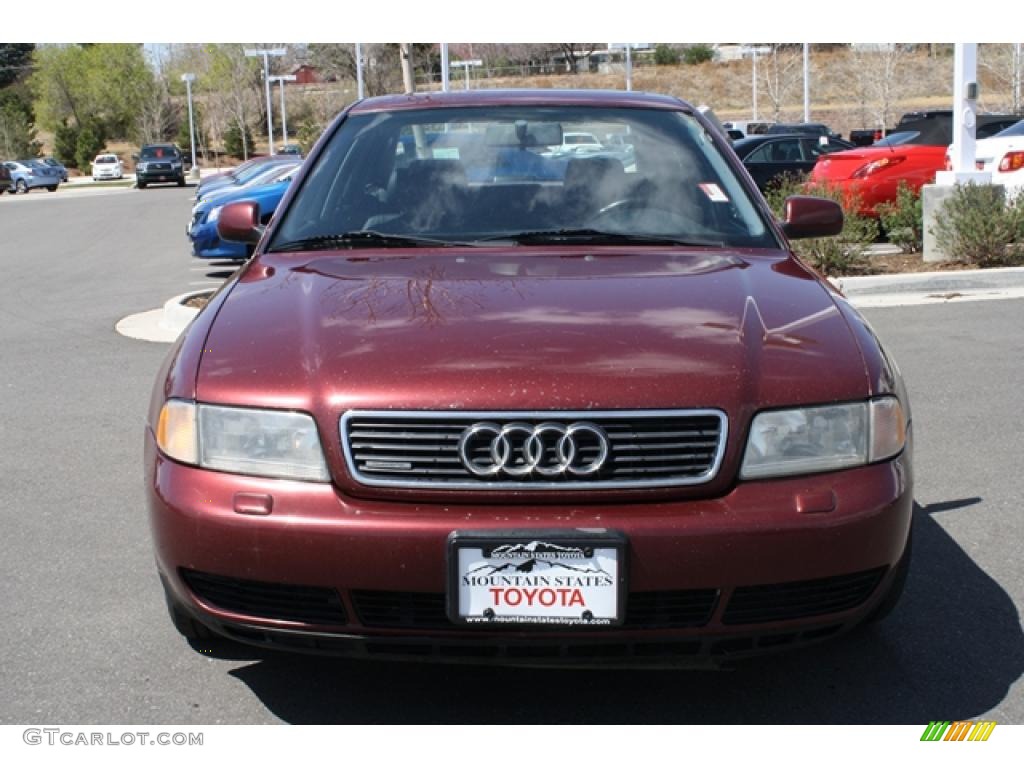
[
  {"left": 994, "top": 119, "right": 1024, "bottom": 138},
  {"left": 96, "top": 156, "right": 117, "bottom": 163},
  {"left": 234, "top": 161, "right": 290, "bottom": 185},
  {"left": 141, "top": 146, "right": 177, "bottom": 159},
  {"left": 269, "top": 105, "right": 775, "bottom": 250}
]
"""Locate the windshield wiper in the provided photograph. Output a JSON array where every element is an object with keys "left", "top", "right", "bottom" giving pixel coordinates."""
[
  {"left": 271, "top": 230, "right": 469, "bottom": 252},
  {"left": 476, "top": 229, "right": 724, "bottom": 247}
]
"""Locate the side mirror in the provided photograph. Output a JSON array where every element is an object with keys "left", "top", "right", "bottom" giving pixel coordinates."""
[
  {"left": 131, "top": 153, "right": 140, "bottom": 162},
  {"left": 218, "top": 201, "right": 263, "bottom": 244},
  {"left": 780, "top": 195, "right": 844, "bottom": 239}
]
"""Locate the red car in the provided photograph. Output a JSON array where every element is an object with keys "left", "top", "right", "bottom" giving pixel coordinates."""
[
  {"left": 810, "top": 113, "right": 1020, "bottom": 216},
  {"left": 147, "top": 89, "right": 913, "bottom": 666}
]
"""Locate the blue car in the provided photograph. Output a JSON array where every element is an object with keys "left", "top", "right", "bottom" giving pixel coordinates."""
[
  {"left": 188, "top": 166, "right": 298, "bottom": 260},
  {"left": 3, "top": 161, "right": 59, "bottom": 193}
]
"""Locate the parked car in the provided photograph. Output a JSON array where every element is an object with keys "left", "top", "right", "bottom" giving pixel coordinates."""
[
  {"left": 809, "top": 113, "right": 1021, "bottom": 216},
  {"left": 733, "top": 133, "right": 854, "bottom": 192},
  {"left": 148, "top": 89, "right": 913, "bottom": 666},
  {"left": 278, "top": 144, "right": 303, "bottom": 156},
  {"left": 766, "top": 122, "right": 840, "bottom": 139},
  {"left": 194, "top": 158, "right": 300, "bottom": 204},
  {"left": 91, "top": 153, "right": 124, "bottom": 181},
  {"left": 194, "top": 155, "right": 297, "bottom": 201},
  {"left": 722, "top": 121, "right": 774, "bottom": 137},
  {"left": 40, "top": 157, "right": 68, "bottom": 182},
  {"left": 187, "top": 165, "right": 299, "bottom": 260},
  {"left": 135, "top": 144, "right": 185, "bottom": 188},
  {"left": 961, "top": 118, "right": 1024, "bottom": 197},
  {"left": 2, "top": 160, "right": 57, "bottom": 193},
  {"left": 0, "top": 162, "right": 12, "bottom": 194}
]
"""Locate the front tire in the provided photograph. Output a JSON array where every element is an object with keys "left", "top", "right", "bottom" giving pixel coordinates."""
[
  {"left": 137, "top": 181, "right": 147, "bottom": 189},
  {"left": 16, "top": 179, "right": 28, "bottom": 194},
  {"left": 47, "top": 185, "right": 57, "bottom": 192}
]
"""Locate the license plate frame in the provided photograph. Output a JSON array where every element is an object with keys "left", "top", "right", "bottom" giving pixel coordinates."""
[{"left": 447, "top": 530, "right": 627, "bottom": 627}]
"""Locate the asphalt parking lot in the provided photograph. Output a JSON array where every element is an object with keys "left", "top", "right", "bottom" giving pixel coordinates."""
[{"left": 0, "top": 187, "right": 1021, "bottom": 725}]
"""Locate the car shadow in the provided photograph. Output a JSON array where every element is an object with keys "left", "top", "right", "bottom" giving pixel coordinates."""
[{"left": 206, "top": 498, "right": 1023, "bottom": 724}]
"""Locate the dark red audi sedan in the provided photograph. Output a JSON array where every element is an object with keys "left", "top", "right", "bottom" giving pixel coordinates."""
[{"left": 146, "top": 90, "right": 913, "bottom": 666}]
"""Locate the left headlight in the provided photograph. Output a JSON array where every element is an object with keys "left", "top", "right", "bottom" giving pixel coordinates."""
[
  {"left": 740, "top": 397, "right": 906, "bottom": 480},
  {"left": 206, "top": 205, "right": 222, "bottom": 223},
  {"left": 137, "top": 162, "right": 148, "bottom": 172},
  {"left": 155, "top": 400, "right": 329, "bottom": 482}
]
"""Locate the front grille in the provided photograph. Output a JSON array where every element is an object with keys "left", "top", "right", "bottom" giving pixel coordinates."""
[
  {"left": 181, "top": 570, "right": 348, "bottom": 625},
  {"left": 722, "top": 567, "right": 887, "bottom": 625},
  {"left": 150, "top": 162, "right": 171, "bottom": 171},
  {"left": 352, "top": 589, "right": 718, "bottom": 630},
  {"left": 341, "top": 409, "right": 727, "bottom": 489}
]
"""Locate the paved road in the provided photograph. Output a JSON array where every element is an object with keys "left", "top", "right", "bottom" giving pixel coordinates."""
[{"left": 0, "top": 189, "right": 1021, "bottom": 725}]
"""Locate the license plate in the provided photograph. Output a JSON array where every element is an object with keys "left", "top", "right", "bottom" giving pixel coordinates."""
[{"left": 448, "top": 531, "right": 626, "bottom": 626}]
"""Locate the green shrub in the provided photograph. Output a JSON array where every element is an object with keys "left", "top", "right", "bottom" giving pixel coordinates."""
[
  {"left": 683, "top": 44, "right": 715, "bottom": 66},
  {"left": 223, "top": 121, "right": 254, "bottom": 159},
  {"left": 931, "top": 183, "right": 1024, "bottom": 266},
  {"left": 877, "top": 181, "right": 923, "bottom": 253},
  {"left": 295, "top": 118, "right": 325, "bottom": 155},
  {"left": 653, "top": 45, "right": 680, "bottom": 66},
  {"left": 74, "top": 123, "right": 105, "bottom": 172},
  {"left": 765, "top": 173, "right": 878, "bottom": 276},
  {"left": 54, "top": 121, "right": 80, "bottom": 168}
]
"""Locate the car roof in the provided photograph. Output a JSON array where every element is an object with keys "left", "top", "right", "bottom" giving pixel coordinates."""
[{"left": 348, "top": 89, "right": 691, "bottom": 115}]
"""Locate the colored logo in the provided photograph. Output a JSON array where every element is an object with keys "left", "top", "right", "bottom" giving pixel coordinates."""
[{"left": 920, "top": 721, "right": 997, "bottom": 742}]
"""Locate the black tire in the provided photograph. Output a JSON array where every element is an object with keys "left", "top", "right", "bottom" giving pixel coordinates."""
[
  {"left": 47, "top": 185, "right": 58, "bottom": 192},
  {"left": 137, "top": 181, "right": 147, "bottom": 189},
  {"left": 16, "top": 179, "right": 28, "bottom": 194},
  {"left": 177, "top": 176, "right": 186, "bottom": 187},
  {"left": 864, "top": 526, "right": 912, "bottom": 624}
]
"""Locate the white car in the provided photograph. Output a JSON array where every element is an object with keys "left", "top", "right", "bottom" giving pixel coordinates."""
[
  {"left": 966, "top": 119, "right": 1024, "bottom": 196},
  {"left": 92, "top": 154, "right": 124, "bottom": 181}
]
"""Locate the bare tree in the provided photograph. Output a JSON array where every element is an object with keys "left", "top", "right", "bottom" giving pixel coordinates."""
[
  {"left": 557, "top": 43, "right": 600, "bottom": 74},
  {"left": 760, "top": 44, "right": 803, "bottom": 121},
  {"left": 847, "top": 44, "right": 909, "bottom": 133},
  {"left": 135, "top": 72, "right": 179, "bottom": 144},
  {"left": 980, "top": 44, "right": 1024, "bottom": 114}
]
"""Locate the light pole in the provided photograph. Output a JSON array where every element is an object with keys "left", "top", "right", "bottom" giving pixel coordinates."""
[
  {"left": 354, "top": 43, "right": 365, "bottom": 99},
  {"left": 244, "top": 48, "right": 286, "bottom": 155},
  {"left": 180, "top": 73, "right": 198, "bottom": 180},
  {"left": 742, "top": 45, "right": 771, "bottom": 121},
  {"left": 450, "top": 59, "right": 482, "bottom": 90},
  {"left": 269, "top": 74, "right": 297, "bottom": 149},
  {"left": 803, "top": 43, "right": 810, "bottom": 123},
  {"left": 440, "top": 43, "right": 450, "bottom": 92}
]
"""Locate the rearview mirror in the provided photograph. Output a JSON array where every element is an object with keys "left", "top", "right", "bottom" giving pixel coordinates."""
[
  {"left": 780, "top": 196, "right": 844, "bottom": 239},
  {"left": 218, "top": 201, "right": 263, "bottom": 244}
]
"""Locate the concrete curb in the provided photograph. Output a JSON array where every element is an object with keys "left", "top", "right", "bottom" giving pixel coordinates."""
[
  {"left": 834, "top": 266, "right": 1024, "bottom": 308},
  {"left": 116, "top": 290, "right": 211, "bottom": 343}
]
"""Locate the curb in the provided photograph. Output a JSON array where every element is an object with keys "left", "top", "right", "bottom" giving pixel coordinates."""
[
  {"left": 834, "top": 266, "right": 1024, "bottom": 307},
  {"left": 116, "top": 290, "right": 212, "bottom": 343}
]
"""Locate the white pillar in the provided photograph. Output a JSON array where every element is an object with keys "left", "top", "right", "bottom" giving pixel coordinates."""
[
  {"left": 936, "top": 43, "right": 989, "bottom": 184},
  {"left": 625, "top": 45, "right": 632, "bottom": 91},
  {"left": 440, "top": 43, "right": 450, "bottom": 92},
  {"left": 752, "top": 51, "right": 758, "bottom": 121},
  {"left": 355, "top": 43, "right": 365, "bottom": 99}
]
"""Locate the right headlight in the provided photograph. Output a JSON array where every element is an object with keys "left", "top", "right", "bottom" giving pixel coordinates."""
[
  {"left": 740, "top": 396, "right": 906, "bottom": 480},
  {"left": 155, "top": 399, "right": 329, "bottom": 482}
]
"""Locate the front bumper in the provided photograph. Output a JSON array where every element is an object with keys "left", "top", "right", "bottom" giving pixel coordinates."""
[
  {"left": 147, "top": 431, "right": 913, "bottom": 664},
  {"left": 137, "top": 169, "right": 184, "bottom": 184}
]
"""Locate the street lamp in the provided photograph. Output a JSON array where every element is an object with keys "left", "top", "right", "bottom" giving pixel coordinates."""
[
  {"left": 180, "top": 73, "right": 198, "bottom": 180},
  {"left": 450, "top": 59, "right": 482, "bottom": 90},
  {"left": 440, "top": 43, "right": 450, "bottom": 92},
  {"left": 269, "top": 74, "right": 297, "bottom": 149},
  {"left": 741, "top": 45, "right": 771, "bottom": 121},
  {"left": 244, "top": 48, "right": 286, "bottom": 155}
]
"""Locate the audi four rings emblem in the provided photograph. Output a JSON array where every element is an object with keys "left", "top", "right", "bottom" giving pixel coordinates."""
[{"left": 457, "top": 421, "right": 610, "bottom": 478}]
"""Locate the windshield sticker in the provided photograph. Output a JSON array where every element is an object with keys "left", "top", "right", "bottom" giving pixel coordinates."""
[{"left": 699, "top": 183, "right": 730, "bottom": 203}]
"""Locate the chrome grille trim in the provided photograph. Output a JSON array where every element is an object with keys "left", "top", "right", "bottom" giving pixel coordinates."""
[{"left": 341, "top": 409, "right": 728, "bottom": 490}]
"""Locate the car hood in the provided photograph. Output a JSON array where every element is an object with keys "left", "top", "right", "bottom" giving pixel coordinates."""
[{"left": 195, "top": 248, "right": 869, "bottom": 416}]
